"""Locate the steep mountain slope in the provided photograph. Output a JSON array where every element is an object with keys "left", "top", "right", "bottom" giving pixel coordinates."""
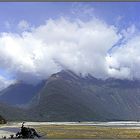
[
  {"left": 28, "top": 70, "right": 140, "bottom": 121},
  {"left": 1, "top": 70, "right": 140, "bottom": 121},
  {"left": 29, "top": 77, "right": 100, "bottom": 121},
  {"left": 0, "top": 102, "right": 29, "bottom": 121},
  {"left": 0, "top": 81, "right": 45, "bottom": 107}
]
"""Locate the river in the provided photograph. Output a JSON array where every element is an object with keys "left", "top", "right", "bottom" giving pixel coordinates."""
[{"left": 0, "top": 121, "right": 140, "bottom": 138}]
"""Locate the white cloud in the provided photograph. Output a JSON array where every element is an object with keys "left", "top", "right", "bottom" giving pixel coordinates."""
[
  {"left": 0, "top": 18, "right": 120, "bottom": 84},
  {"left": 1, "top": 17, "right": 140, "bottom": 87},
  {"left": 18, "top": 20, "right": 30, "bottom": 31},
  {"left": 106, "top": 33, "right": 140, "bottom": 80},
  {"left": 121, "top": 25, "right": 137, "bottom": 43}
]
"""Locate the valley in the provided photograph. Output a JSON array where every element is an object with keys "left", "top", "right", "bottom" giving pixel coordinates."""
[{"left": 1, "top": 121, "right": 140, "bottom": 139}]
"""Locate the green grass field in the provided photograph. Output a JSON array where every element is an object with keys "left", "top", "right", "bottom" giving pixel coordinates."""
[{"left": 34, "top": 125, "right": 140, "bottom": 139}]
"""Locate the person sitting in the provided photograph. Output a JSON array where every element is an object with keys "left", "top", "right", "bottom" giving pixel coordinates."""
[{"left": 20, "top": 122, "right": 41, "bottom": 138}]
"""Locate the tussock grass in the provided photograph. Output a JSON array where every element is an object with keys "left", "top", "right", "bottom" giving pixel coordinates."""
[{"left": 35, "top": 125, "right": 140, "bottom": 139}]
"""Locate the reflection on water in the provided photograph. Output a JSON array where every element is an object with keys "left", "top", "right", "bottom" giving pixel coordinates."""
[{"left": 0, "top": 127, "right": 20, "bottom": 133}]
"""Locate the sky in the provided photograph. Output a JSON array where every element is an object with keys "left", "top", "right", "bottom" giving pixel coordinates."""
[{"left": 0, "top": 2, "right": 140, "bottom": 90}]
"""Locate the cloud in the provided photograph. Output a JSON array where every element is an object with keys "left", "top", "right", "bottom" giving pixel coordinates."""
[
  {"left": 0, "top": 75, "right": 15, "bottom": 92},
  {"left": 18, "top": 20, "right": 30, "bottom": 31},
  {"left": 71, "top": 3, "right": 95, "bottom": 19},
  {"left": 107, "top": 33, "right": 140, "bottom": 80},
  {"left": 1, "top": 17, "right": 140, "bottom": 88},
  {"left": 0, "top": 18, "right": 121, "bottom": 84}
]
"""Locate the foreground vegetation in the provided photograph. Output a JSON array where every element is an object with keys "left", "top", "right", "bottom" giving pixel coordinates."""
[{"left": 34, "top": 124, "right": 140, "bottom": 139}]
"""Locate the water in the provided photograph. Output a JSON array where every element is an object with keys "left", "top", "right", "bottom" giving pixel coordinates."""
[
  {"left": 0, "top": 121, "right": 140, "bottom": 138},
  {"left": 1, "top": 121, "right": 140, "bottom": 132},
  {"left": 7, "top": 121, "right": 140, "bottom": 128}
]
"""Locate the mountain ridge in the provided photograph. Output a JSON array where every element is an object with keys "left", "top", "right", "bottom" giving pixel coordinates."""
[{"left": 0, "top": 70, "right": 140, "bottom": 121}]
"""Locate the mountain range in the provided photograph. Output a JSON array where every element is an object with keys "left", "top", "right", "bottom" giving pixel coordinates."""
[{"left": 0, "top": 70, "right": 140, "bottom": 121}]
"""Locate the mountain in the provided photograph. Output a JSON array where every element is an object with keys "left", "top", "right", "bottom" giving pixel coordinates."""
[
  {"left": 0, "top": 101, "right": 30, "bottom": 121},
  {"left": 27, "top": 70, "right": 105, "bottom": 121},
  {"left": 1, "top": 70, "right": 140, "bottom": 121},
  {"left": 28, "top": 70, "right": 140, "bottom": 121},
  {"left": 0, "top": 81, "right": 45, "bottom": 107}
]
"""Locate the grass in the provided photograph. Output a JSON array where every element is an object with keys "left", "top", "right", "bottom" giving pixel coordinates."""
[{"left": 34, "top": 125, "right": 140, "bottom": 139}]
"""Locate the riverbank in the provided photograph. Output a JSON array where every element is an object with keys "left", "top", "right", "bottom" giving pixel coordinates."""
[
  {"left": 35, "top": 124, "right": 140, "bottom": 139},
  {"left": 0, "top": 122, "right": 140, "bottom": 139}
]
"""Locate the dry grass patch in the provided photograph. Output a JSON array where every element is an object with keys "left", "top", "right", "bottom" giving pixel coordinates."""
[{"left": 34, "top": 125, "right": 140, "bottom": 139}]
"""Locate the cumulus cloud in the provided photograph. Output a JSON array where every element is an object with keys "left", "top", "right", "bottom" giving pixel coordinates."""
[
  {"left": 107, "top": 34, "right": 140, "bottom": 80},
  {"left": 0, "top": 17, "right": 121, "bottom": 85},
  {"left": 0, "top": 17, "right": 140, "bottom": 88}
]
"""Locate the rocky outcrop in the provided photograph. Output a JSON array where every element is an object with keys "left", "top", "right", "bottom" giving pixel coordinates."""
[{"left": 0, "top": 115, "right": 6, "bottom": 124}]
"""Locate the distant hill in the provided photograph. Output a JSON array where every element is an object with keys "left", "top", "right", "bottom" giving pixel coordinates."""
[{"left": 1, "top": 70, "right": 140, "bottom": 121}]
